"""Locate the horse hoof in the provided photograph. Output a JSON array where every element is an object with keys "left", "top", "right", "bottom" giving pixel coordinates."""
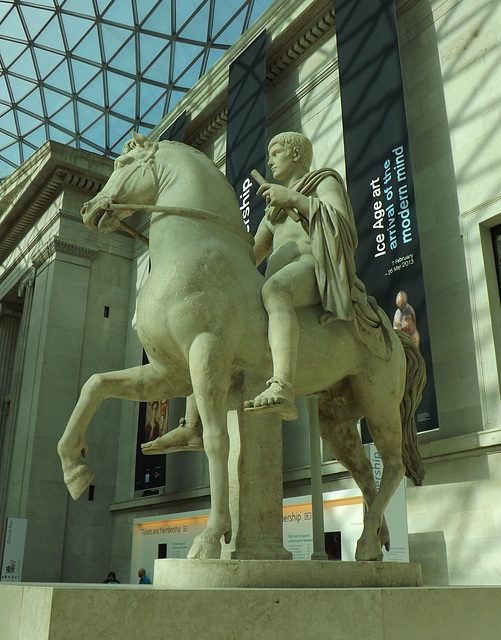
[
  {"left": 64, "top": 463, "right": 95, "bottom": 500},
  {"left": 355, "top": 538, "right": 384, "bottom": 562},
  {"left": 187, "top": 532, "right": 222, "bottom": 559}
]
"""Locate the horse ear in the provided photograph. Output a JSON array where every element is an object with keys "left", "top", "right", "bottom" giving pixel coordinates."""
[{"left": 131, "top": 131, "right": 147, "bottom": 147}]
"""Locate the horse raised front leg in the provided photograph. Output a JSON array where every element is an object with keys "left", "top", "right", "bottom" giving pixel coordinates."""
[
  {"left": 186, "top": 332, "right": 232, "bottom": 560},
  {"left": 57, "top": 364, "right": 176, "bottom": 500}
]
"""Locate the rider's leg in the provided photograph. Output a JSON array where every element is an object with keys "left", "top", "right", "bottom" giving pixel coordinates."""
[
  {"left": 141, "top": 393, "right": 204, "bottom": 454},
  {"left": 245, "top": 261, "right": 319, "bottom": 420}
]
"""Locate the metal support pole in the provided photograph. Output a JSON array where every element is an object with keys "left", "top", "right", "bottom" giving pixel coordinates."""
[{"left": 306, "top": 394, "right": 327, "bottom": 560}]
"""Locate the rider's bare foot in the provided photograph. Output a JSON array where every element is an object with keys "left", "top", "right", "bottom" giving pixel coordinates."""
[
  {"left": 244, "top": 377, "right": 298, "bottom": 421},
  {"left": 141, "top": 418, "right": 204, "bottom": 454}
]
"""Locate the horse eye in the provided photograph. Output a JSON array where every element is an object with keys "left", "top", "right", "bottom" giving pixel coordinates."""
[{"left": 115, "top": 155, "right": 132, "bottom": 168}]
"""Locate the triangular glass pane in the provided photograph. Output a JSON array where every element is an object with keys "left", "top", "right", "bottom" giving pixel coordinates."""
[
  {"left": 203, "top": 47, "right": 225, "bottom": 74},
  {"left": 177, "top": 1, "right": 210, "bottom": 42},
  {"left": 247, "top": 0, "right": 273, "bottom": 28},
  {"left": 81, "top": 117, "right": 106, "bottom": 146},
  {"left": 141, "top": 49, "right": 170, "bottom": 84},
  {"left": 62, "top": 0, "right": 96, "bottom": 19},
  {"left": 76, "top": 101, "right": 102, "bottom": 131},
  {"left": 6, "top": 74, "right": 36, "bottom": 103},
  {"left": 0, "top": 3, "right": 13, "bottom": 21},
  {"left": 211, "top": 1, "right": 243, "bottom": 38},
  {"left": 73, "top": 26, "right": 102, "bottom": 64},
  {"left": 95, "top": 0, "right": 114, "bottom": 16},
  {"left": 136, "top": 0, "right": 161, "bottom": 26},
  {"left": 9, "top": 48, "right": 38, "bottom": 84},
  {"left": 213, "top": 13, "right": 246, "bottom": 46},
  {"left": 18, "top": 86, "right": 44, "bottom": 117},
  {"left": 101, "top": 23, "right": 134, "bottom": 60},
  {"left": 107, "top": 72, "right": 135, "bottom": 107},
  {"left": 0, "top": 7, "right": 24, "bottom": 41},
  {"left": 140, "top": 91, "right": 166, "bottom": 125},
  {"left": 139, "top": 33, "right": 169, "bottom": 75},
  {"left": 19, "top": 4, "right": 54, "bottom": 39},
  {"left": 0, "top": 110, "right": 17, "bottom": 135},
  {"left": 33, "top": 47, "right": 65, "bottom": 80},
  {"left": 101, "top": 0, "right": 134, "bottom": 27},
  {"left": 34, "top": 14, "right": 65, "bottom": 52},
  {"left": 70, "top": 59, "right": 100, "bottom": 94},
  {"left": 43, "top": 88, "right": 70, "bottom": 118},
  {"left": 172, "top": 42, "right": 204, "bottom": 83},
  {"left": 79, "top": 73, "right": 104, "bottom": 105},
  {"left": 44, "top": 60, "right": 71, "bottom": 92},
  {"left": 142, "top": 2, "right": 171, "bottom": 33},
  {"left": 108, "top": 116, "right": 134, "bottom": 149},
  {"left": 23, "top": 125, "right": 48, "bottom": 150},
  {"left": 0, "top": 141, "right": 20, "bottom": 164},
  {"left": 110, "top": 84, "right": 136, "bottom": 116},
  {"left": 15, "top": 109, "right": 42, "bottom": 133},
  {"left": 60, "top": 12, "right": 94, "bottom": 51},
  {"left": 2, "top": 42, "right": 28, "bottom": 69},
  {"left": 139, "top": 81, "right": 165, "bottom": 118},
  {"left": 48, "top": 126, "right": 74, "bottom": 145},
  {"left": 166, "top": 89, "right": 184, "bottom": 112},
  {"left": 0, "top": 75, "right": 11, "bottom": 105},
  {"left": 51, "top": 102, "right": 76, "bottom": 133},
  {"left": 108, "top": 37, "right": 136, "bottom": 75}
]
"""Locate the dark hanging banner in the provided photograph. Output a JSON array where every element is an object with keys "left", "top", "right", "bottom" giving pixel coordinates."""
[
  {"left": 134, "top": 111, "right": 187, "bottom": 493},
  {"left": 159, "top": 110, "right": 186, "bottom": 143},
  {"left": 226, "top": 30, "right": 267, "bottom": 237},
  {"left": 334, "top": 0, "right": 438, "bottom": 433}
]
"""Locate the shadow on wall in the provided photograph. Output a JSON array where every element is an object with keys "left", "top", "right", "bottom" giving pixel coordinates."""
[{"left": 409, "top": 530, "right": 449, "bottom": 585}]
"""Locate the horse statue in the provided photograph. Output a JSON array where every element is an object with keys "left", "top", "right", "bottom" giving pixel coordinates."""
[{"left": 57, "top": 132, "right": 426, "bottom": 562}]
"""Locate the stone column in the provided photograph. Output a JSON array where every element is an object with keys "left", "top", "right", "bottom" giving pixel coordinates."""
[
  {"left": 0, "top": 269, "right": 35, "bottom": 554},
  {"left": 225, "top": 406, "right": 292, "bottom": 560}
]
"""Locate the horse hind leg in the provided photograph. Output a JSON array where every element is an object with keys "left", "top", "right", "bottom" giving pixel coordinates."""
[
  {"left": 318, "top": 394, "right": 389, "bottom": 559},
  {"left": 355, "top": 403, "right": 405, "bottom": 562},
  {"left": 58, "top": 364, "right": 178, "bottom": 500}
]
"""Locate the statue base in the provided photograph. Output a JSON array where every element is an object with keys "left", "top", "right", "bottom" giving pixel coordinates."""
[
  {"left": 154, "top": 558, "right": 422, "bottom": 588},
  {"left": 3, "top": 580, "right": 501, "bottom": 639}
]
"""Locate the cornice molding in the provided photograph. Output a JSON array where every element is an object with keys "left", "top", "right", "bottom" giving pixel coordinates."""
[
  {"left": 183, "top": 4, "right": 336, "bottom": 150},
  {"left": 32, "top": 237, "right": 98, "bottom": 269}
]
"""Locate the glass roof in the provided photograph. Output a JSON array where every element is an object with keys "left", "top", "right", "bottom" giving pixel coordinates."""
[{"left": 0, "top": 0, "right": 275, "bottom": 179}]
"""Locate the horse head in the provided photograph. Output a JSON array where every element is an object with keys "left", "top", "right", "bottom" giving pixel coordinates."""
[{"left": 81, "top": 132, "right": 159, "bottom": 233}]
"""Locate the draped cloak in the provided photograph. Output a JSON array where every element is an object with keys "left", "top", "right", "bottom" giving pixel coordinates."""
[{"left": 267, "top": 168, "right": 393, "bottom": 360}]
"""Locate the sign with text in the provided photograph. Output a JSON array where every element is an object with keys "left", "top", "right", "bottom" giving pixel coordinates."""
[
  {"left": 335, "top": 0, "right": 438, "bottom": 433},
  {"left": 226, "top": 30, "right": 267, "bottom": 237},
  {"left": 1, "top": 518, "right": 27, "bottom": 582}
]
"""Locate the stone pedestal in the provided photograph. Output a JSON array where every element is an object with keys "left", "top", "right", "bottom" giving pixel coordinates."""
[
  {"left": 154, "top": 558, "right": 422, "bottom": 588},
  {"left": 225, "top": 408, "right": 291, "bottom": 560},
  {"left": 2, "top": 582, "right": 501, "bottom": 640}
]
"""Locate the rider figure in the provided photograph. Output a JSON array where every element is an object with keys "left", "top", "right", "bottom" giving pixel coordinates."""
[
  {"left": 244, "top": 132, "right": 359, "bottom": 420},
  {"left": 143, "top": 131, "right": 375, "bottom": 453}
]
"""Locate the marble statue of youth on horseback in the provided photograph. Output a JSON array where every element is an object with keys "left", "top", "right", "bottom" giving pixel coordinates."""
[{"left": 58, "top": 131, "right": 425, "bottom": 562}]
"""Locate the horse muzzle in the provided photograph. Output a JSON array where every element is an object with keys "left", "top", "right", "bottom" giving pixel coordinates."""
[{"left": 81, "top": 194, "right": 115, "bottom": 231}]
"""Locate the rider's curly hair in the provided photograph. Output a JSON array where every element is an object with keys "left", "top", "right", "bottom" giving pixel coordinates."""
[{"left": 268, "top": 132, "right": 313, "bottom": 172}]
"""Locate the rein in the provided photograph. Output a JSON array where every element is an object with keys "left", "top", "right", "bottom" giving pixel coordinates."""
[{"left": 108, "top": 202, "right": 254, "bottom": 247}]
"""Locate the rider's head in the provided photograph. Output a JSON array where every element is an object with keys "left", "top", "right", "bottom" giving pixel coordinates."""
[{"left": 268, "top": 132, "right": 313, "bottom": 173}]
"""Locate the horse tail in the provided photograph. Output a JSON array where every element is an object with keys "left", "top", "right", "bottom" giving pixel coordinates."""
[{"left": 397, "top": 329, "right": 427, "bottom": 486}]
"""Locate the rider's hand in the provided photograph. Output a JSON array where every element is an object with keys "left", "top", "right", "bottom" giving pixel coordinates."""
[{"left": 257, "top": 183, "right": 297, "bottom": 209}]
